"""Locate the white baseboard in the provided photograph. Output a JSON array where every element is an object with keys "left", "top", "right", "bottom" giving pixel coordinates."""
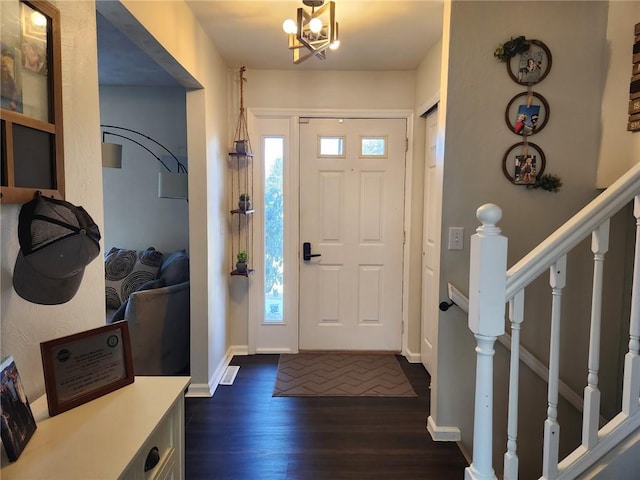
[
  {"left": 255, "top": 347, "right": 293, "bottom": 354},
  {"left": 229, "top": 345, "right": 249, "bottom": 356},
  {"left": 186, "top": 345, "right": 248, "bottom": 397},
  {"left": 427, "top": 415, "right": 461, "bottom": 442},
  {"left": 186, "top": 382, "right": 216, "bottom": 397},
  {"left": 403, "top": 347, "right": 421, "bottom": 363}
]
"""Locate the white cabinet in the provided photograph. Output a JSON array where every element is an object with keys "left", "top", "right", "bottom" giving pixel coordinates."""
[{"left": 1, "top": 376, "right": 189, "bottom": 479}]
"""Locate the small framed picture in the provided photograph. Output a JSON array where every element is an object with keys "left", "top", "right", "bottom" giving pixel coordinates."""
[
  {"left": 21, "top": 39, "right": 47, "bottom": 76},
  {"left": 502, "top": 141, "right": 546, "bottom": 185},
  {"left": 505, "top": 91, "right": 550, "bottom": 136},
  {"left": 507, "top": 40, "right": 552, "bottom": 85},
  {"left": 513, "top": 154, "right": 537, "bottom": 185},
  {"left": 40, "top": 321, "right": 135, "bottom": 417},
  {"left": 1, "top": 43, "right": 23, "bottom": 113},
  {"left": 1, "top": 355, "right": 37, "bottom": 461}
]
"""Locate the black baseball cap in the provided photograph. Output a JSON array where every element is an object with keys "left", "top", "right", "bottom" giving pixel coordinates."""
[{"left": 13, "top": 193, "right": 101, "bottom": 305}]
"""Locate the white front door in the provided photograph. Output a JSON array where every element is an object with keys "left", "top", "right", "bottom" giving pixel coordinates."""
[
  {"left": 421, "top": 108, "right": 441, "bottom": 374},
  {"left": 299, "top": 117, "right": 406, "bottom": 351}
]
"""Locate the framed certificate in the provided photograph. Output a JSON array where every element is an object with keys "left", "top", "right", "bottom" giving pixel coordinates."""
[{"left": 40, "top": 321, "right": 134, "bottom": 416}]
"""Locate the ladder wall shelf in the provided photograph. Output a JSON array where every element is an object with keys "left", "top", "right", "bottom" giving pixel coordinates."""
[
  {"left": 229, "top": 152, "right": 254, "bottom": 277},
  {"left": 229, "top": 67, "right": 254, "bottom": 277}
]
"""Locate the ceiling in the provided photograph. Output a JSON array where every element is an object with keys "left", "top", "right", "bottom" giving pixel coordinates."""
[{"left": 97, "top": 1, "right": 444, "bottom": 86}]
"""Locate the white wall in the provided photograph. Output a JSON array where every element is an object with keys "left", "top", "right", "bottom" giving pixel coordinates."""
[
  {"left": 100, "top": 86, "right": 189, "bottom": 254},
  {"left": 229, "top": 69, "right": 420, "bottom": 351},
  {"left": 117, "top": 0, "right": 230, "bottom": 395},
  {"left": 415, "top": 39, "right": 442, "bottom": 113},
  {"left": 596, "top": 1, "right": 640, "bottom": 187},
  {"left": 0, "top": 1, "right": 104, "bottom": 401},
  {"left": 244, "top": 70, "right": 415, "bottom": 110}
]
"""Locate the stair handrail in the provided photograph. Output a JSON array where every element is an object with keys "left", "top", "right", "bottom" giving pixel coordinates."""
[
  {"left": 506, "top": 162, "right": 640, "bottom": 299},
  {"left": 465, "top": 161, "right": 640, "bottom": 480}
]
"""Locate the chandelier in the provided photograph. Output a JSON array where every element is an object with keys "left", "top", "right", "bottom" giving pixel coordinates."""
[{"left": 282, "top": 0, "right": 340, "bottom": 64}]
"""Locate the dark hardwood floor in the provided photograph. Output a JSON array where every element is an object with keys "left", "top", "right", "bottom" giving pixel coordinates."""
[{"left": 185, "top": 354, "right": 468, "bottom": 479}]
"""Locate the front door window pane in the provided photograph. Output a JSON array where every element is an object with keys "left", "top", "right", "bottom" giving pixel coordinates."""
[
  {"left": 319, "top": 136, "right": 344, "bottom": 157},
  {"left": 361, "top": 136, "right": 387, "bottom": 157}
]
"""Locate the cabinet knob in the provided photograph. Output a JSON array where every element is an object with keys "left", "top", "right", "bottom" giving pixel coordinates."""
[{"left": 144, "top": 446, "right": 160, "bottom": 472}]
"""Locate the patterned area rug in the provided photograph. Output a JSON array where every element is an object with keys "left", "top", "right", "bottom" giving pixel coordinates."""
[{"left": 273, "top": 353, "right": 417, "bottom": 397}]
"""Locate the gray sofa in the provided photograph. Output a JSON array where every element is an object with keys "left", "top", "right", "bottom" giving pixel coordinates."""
[{"left": 105, "top": 248, "right": 190, "bottom": 376}]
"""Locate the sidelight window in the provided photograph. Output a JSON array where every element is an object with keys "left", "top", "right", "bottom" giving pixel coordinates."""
[{"left": 264, "top": 137, "right": 284, "bottom": 322}]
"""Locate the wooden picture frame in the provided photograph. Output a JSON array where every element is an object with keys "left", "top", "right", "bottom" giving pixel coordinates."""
[
  {"left": 40, "top": 321, "right": 134, "bottom": 417},
  {"left": 1, "top": 0, "right": 65, "bottom": 204},
  {"left": 502, "top": 141, "right": 546, "bottom": 185},
  {"left": 505, "top": 91, "right": 550, "bottom": 136},
  {"left": 507, "top": 39, "right": 552, "bottom": 85}
]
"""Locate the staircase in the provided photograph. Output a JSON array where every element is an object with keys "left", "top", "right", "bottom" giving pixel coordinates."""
[{"left": 463, "top": 162, "right": 640, "bottom": 480}]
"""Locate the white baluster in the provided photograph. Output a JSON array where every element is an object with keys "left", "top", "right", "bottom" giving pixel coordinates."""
[
  {"left": 582, "top": 220, "right": 609, "bottom": 449},
  {"left": 623, "top": 196, "right": 640, "bottom": 416},
  {"left": 542, "top": 255, "right": 566, "bottom": 480},
  {"left": 504, "top": 289, "right": 525, "bottom": 480},
  {"left": 465, "top": 204, "right": 508, "bottom": 480}
]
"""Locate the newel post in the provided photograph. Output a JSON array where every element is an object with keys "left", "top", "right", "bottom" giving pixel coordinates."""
[{"left": 465, "top": 204, "right": 508, "bottom": 480}]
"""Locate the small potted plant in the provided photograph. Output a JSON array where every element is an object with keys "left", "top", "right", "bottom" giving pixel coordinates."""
[
  {"left": 236, "top": 250, "right": 248, "bottom": 274},
  {"left": 238, "top": 193, "right": 251, "bottom": 211}
]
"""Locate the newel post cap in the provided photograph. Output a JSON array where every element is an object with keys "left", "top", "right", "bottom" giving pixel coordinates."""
[
  {"left": 476, "top": 204, "right": 502, "bottom": 235},
  {"left": 469, "top": 203, "right": 507, "bottom": 337}
]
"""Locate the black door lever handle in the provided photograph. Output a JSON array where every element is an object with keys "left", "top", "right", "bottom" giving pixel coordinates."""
[{"left": 303, "top": 242, "right": 321, "bottom": 261}]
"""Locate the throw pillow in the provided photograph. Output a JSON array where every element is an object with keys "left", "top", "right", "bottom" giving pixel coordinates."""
[
  {"left": 107, "top": 277, "right": 166, "bottom": 324},
  {"left": 105, "top": 247, "right": 164, "bottom": 309},
  {"left": 159, "top": 250, "right": 189, "bottom": 286}
]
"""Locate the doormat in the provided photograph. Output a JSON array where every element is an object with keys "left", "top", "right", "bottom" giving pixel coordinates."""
[{"left": 273, "top": 353, "right": 417, "bottom": 397}]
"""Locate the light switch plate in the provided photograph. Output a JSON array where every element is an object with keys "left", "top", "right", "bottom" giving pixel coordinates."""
[{"left": 448, "top": 227, "right": 464, "bottom": 250}]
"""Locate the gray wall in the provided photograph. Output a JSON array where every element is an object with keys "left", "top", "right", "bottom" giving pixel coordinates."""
[
  {"left": 432, "top": 1, "right": 630, "bottom": 476},
  {"left": 100, "top": 86, "right": 189, "bottom": 255}
]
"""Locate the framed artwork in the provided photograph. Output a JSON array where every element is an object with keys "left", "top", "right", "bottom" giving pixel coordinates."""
[
  {"left": 1, "top": 0, "right": 65, "bottom": 206},
  {"left": 1, "top": 355, "right": 37, "bottom": 461},
  {"left": 502, "top": 141, "right": 546, "bottom": 185},
  {"left": 40, "top": 321, "right": 135, "bottom": 417},
  {"left": 505, "top": 91, "right": 550, "bottom": 135},
  {"left": 507, "top": 40, "right": 552, "bottom": 85}
]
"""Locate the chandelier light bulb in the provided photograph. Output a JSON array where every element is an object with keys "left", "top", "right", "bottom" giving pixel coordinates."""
[
  {"left": 330, "top": 23, "right": 340, "bottom": 49},
  {"left": 282, "top": 18, "right": 297, "bottom": 34},
  {"left": 309, "top": 17, "right": 323, "bottom": 34}
]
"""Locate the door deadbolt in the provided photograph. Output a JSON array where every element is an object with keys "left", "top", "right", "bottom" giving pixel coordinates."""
[{"left": 303, "top": 242, "right": 321, "bottom": 261}]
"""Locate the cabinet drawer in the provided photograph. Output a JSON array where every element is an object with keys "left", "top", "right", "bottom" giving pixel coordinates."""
[
  {"left": 150, "top": 448, "right": 177, "bottom": 480},
  {"left": 123, "top": 402, "right": 179, "bottom": 480}
]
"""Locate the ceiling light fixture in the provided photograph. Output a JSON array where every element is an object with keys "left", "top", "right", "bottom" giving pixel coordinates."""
[{"left": 283, "top": 0, "right": 339, "bottom": 64}]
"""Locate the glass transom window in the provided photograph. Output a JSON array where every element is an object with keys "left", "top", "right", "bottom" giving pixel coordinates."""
[
  {"left": 360, "top": 136, "right": 387, "bottom": 158},
  {"left": 318, "top": 136, "right": 345, "bottom": 157}
]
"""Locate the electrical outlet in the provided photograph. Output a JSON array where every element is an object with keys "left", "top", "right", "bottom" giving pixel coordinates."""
[{"left": 448, "top": 227, "right": 464, "bottom": 250}]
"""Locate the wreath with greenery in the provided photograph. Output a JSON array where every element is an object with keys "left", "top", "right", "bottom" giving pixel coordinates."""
[
  {"left": 494, "top": 36, "right": 530, "bottom": 62},
  {"left": 528, "top": 174, "right": 563, "bottom": 193}
]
